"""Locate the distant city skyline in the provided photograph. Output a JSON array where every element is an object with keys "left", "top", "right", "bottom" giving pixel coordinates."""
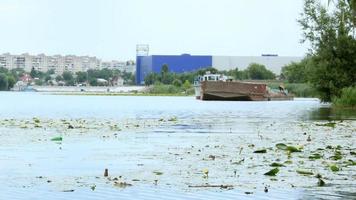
[{"left": 0, "top": 0, "right": 309, "bottom": 60}]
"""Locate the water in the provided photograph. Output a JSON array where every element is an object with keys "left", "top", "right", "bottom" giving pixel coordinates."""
[{"left": 0, "top": 92, "right": 355, "bottom": 199}]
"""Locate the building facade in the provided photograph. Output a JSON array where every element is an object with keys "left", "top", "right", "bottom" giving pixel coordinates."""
[
  {"left": 0, "top": 53, "right": 135, "bottom": 74},
  {"left": 135, "top": 54, "right": 303, "bottom": 85}
]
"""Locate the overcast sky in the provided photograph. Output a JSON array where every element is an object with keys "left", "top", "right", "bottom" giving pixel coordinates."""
[{"left": 0, "top": 0, "right": 309, "bottom": 61}]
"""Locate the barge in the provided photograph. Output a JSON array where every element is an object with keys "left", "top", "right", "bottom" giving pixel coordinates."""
[{"left": 194, "top": 73, "right": 293, "bottom": 101}]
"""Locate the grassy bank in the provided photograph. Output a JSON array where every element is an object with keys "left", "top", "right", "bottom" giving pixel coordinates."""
[
  {"left": 146, "top": 84, "right": 194, "bottom": 96},
  {"left": 332, "top": 87, "right": 356, "bottom": 109},
  {"left": 268, "top": 82, "right": 317, "bottom": 97}
]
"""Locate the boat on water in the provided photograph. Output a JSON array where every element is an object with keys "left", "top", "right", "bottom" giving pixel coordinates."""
[{"left": 194, "top": 73, "right": 293, "bottom": 101}]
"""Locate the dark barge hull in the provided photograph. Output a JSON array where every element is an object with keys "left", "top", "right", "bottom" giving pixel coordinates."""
[{"left": 200, "top": 81, "right": 293, "bottom": 101}]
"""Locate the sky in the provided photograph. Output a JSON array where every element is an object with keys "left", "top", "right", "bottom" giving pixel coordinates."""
[{"left": 0, "top": 0, "right": 310, "bottom": 61}]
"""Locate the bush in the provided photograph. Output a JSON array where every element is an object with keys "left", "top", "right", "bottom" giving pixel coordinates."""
[
  {"left": 148, "top": 83, "right": 183, "bottom": 94},
  {"left": 332, "top": 87, "right": 356, "bottom": 108}
]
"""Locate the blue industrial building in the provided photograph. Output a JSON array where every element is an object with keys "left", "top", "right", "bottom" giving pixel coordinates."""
[{"left": 136, "top": 54, "right": 212, "bottom": 85}]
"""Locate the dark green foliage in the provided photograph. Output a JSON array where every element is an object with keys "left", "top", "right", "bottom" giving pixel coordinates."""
[
  {"left": 332, "top": 87, "right": 356, "bottom": 108},
  {"left": 299, "top": 0, "right": 356, "bottom": 102},
  {"left": 76, "top": 71, "right": 87, "bottom": 83},
  {"left": 281, "top": 58, "right": 310, "bottom": 83},
  {"left": 0, "top": 67, "right": 21, "bottom": 91},
  {"left": 245, "top": 63, "right": 276, "bottom": 80},
  {"left": 0, "top": 73, "right": 8, "bottom": 90}
]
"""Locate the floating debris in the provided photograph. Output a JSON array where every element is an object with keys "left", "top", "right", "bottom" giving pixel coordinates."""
[{"left": 104, "top": 169, "right": 109, "bottom": 177}]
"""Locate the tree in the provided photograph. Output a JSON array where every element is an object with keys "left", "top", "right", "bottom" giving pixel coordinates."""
[
  {"left": 183, "top": 80, "right": 191, "bottom": 92},
  {"left": 76, "top": 71, "right": 87, "bottom": 83},
  {"left": 62, "top": 71, "right": 74, "bottom": 86},
  {"left": 281, "top": 58, "right": 310, "bottom": 83},
  {"left": 244, "top": 63, "right": 276, "bottom": 80},
  {"left": 299, "top": 0, "right": 356, "bottom": 101},
  {"left": 160, "top": 64, "right": 170, "bottom": 84},
  {"left": 7, "top": 75, "right": 16, "bottom": 89},
  {"left": 0, "top": 73, "right": 8, "bottom": 90},
  {"left": 55, "top": 75, "right": 63, "bottom": 82}
]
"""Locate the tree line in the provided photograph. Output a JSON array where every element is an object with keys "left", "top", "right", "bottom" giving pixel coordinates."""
[
  {"left": 282, "top": 0, "right": 356, "bottom": 105},
  {"left": 144, "top": 63, "right": 276, "bottom": 86}
]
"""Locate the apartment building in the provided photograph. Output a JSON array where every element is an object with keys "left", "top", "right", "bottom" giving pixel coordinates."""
[{"left": 0, "top": 53, "right": 135, "bottom": 74}]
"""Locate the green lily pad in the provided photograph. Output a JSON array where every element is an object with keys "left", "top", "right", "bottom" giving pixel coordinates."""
[
  {"left": 330, "top": 164, "right": 339, "bottom": 172},
  {"left": 153, "top": 171, "right": 163, "bottom": 175},
  {"left": 316, "top": 122, "right": 336, "bottom": 128},
  {"left": 296, "top": 169, "right": 313, "bottom": 175},
  {"left": 254, "top": 149, "right": 267, "bottom": 153},
  {"left": 286, "top": 146, "right": 302, "bottom": 152},
  {"left": 309, "top": 153, "right": 322, "bottom": 160},
  {"left": 51, "top": 136, "right": 63, "bottom": 141},
  {"left": 276, "top": 143, "right": 288, "bottom": 150},
  {"left": 270, "top": 162, "right": 285, "bottom": 167},
  {"left": 264, "top": 168, "right": 279, "bottom": 176}
]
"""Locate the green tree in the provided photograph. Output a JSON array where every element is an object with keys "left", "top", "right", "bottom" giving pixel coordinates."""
[
  {"left": 299, "top": 0, "right": 356, "bottom": 101},
  {"left": 0, "top": 73, "right": 8, "bottom": 91},
  {"left": 76, "top": 71, "right": 87, "bottom": 83},
  {"left": 183, "top": 80, "right": 191, "bottom": 92},
  {"left": 160, "top": 64, "right": 170, "bottom": 84},
  {"left": 62, "top": 71, "right": 74, "bottom": 86},
  {"left": 281, "top": 58, "right": 310, "bottom": 83},
  {"left": 55, "top": 75, "right": 63, "bottom": 82},
  {"left": 244, "top": 63, "right": 276, "bottom": 80},
  {"left": 7, "top": 75, "right": 16, "bottom": 89}
]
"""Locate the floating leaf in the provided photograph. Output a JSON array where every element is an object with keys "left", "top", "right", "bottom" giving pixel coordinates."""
[
  {"left": 330, "top": 164, "right": 339, "bottom": 172},
  {"left": 316, "top": 122, "right": 336, "bottom": 128},
  {"left": 51, "top": 136, "right": 63, "bottom": 141},
  {"left": 270, "top": 162, "right": 285, "bottom": 167},
  {"left": 153, "top": 171, "right": 163, "bottom": 175},
  {"left": 296, "top": 169, "right": 313, "bottom": 175},
  {"left": 330, "top": 151, "right": 342, "bottom": 160},
  {"left": 254, "top": 149, "right": 267, "bottom": 153},
  {"left": 309, "top": 153, "right": 322, "bottom": 160},
  {"left": 276, "top": 143, "right": 287, "bottom": 150},
  {"left": 286, "top": 146, "right": 302, "bottom": 152},
  {"left": 264, "top": 168, "right": 279, "bottom": 176}
]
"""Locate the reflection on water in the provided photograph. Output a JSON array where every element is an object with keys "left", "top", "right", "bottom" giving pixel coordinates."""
[{"left": 309, "top": 106, "right": 356, "bottom": 120}]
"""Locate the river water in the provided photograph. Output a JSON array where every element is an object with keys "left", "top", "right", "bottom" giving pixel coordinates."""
[{"left": 0, "top": 92, "right": 355, "bottom": 199}]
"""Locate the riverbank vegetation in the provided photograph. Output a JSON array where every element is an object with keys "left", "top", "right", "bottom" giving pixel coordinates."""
[
  {"left": 0, "top": 67, "right": 24, "bottom": 90},
  {"left": 290, "top": 0, "right": 356, "bottom": 108},
  {"left": 32, "top": 68, "right": 135, "bottom": 87}
]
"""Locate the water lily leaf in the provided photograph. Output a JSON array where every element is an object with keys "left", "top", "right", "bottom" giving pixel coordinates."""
[
  {"left": 51, "top": 136, "right": 63, "bottom": 141},
  {"left": 296, "top": 169, "right": 313, "bottom": 175},
  {"left": 286, "top": 146, "right": 302, "bottom": 152},
  {"left": 254, "top": 149, "right": 267, "bottom": 153},
  {"left": 270, "top": 162, "right": 285, "bottom": 167},
  {"left": 330, "top": 164, "right": 339, "bottom": 172},
  {"left": 309, "top": 153, "right": 322, "bottom": 160},
  {"left": 264, "top": 168, "right": 279, "bottom": 176},
  {"left": 276, "top": 143, "right": 288, "bottom": 150},
  {"left": 330, "top": 151, "right": 342, "bottom": 160},
  {"left": 153, "top": 171, "right": 163, "bottom": 175},
  {"left": 316, "top": 122, "right": 336, "bottom": 128}
]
